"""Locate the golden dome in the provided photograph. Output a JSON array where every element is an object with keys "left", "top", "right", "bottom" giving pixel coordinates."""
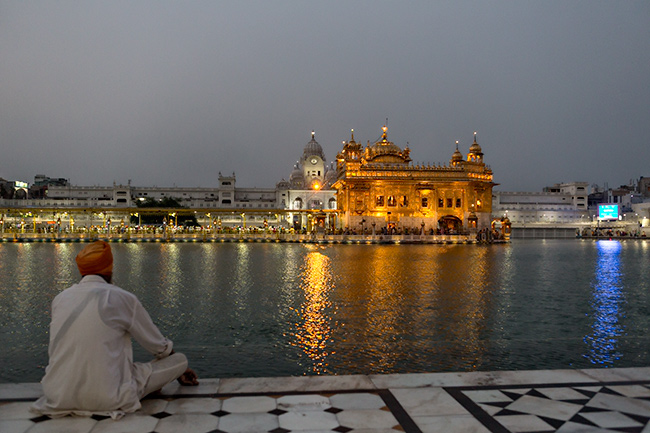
[
  {"left": 365, "top": 125, "right": 410, "bottom": 163},
  {"left": 469, "top": 132, "right": 482, "bottom": 155},
  {"left": 452, "top": 141, "right": 463, "bottom": 162}
]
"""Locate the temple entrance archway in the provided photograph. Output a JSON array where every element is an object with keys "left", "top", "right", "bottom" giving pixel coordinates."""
[{"left": 438, "top": 215, "right": 462, "bottom": 234}]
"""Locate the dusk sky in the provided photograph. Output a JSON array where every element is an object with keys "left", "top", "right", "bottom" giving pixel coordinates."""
[{"left": 1, "top": 1, "right": 649, "bottom": 192}]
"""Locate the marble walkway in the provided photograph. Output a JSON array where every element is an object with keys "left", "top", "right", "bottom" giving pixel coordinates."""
[{"left": 1, "top": 367, "right": 649, "bottom": 433}]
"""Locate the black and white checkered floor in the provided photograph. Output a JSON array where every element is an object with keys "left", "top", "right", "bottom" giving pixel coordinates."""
[
  {"left": 451, "top": 382, "right": 650, "bottom": 432},
  {"left": 1, "top": 367, "right": 649, "bottom": 433}
]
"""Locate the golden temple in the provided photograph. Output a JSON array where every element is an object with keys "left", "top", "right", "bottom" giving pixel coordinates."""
[{"left": 332, "top": 126, "right": 495, "bottom": 234}]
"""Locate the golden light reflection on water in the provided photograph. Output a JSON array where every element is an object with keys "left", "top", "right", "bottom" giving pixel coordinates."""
[
  {"left": 290, "top": 249, "right": 334, "bottom": 373},
  {"left": 330, "top": 245, "right": 497, "bottom": 373}
]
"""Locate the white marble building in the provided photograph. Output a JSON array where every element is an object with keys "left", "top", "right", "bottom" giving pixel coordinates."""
[{"left": 492, "top": 182, "right": 590, "bottom": 224}]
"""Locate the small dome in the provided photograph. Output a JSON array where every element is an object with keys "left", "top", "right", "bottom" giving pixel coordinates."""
[
  {"left": 290, "top": 164, "right": 304, "bottom": 180},
  {"left": 302, "top": 131, "right": 326, "bottom": 162},
  {"left": 324, "top": 167, "right": 337, "bottom": 186},
  {"left": 452, "top": 142, "right": 463, "bottom": 161},
  {"left": 469, "top": 132, "right": 482, "bottom": 155}
]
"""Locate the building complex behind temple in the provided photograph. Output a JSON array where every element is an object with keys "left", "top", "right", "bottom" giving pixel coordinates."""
[{"left": 4, "top": 125, "right": 647, "bottom": 235}]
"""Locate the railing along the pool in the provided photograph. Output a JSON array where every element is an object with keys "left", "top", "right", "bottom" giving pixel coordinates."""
[{"left": 0, "top": 231, "right": 490, "bottom": 244}]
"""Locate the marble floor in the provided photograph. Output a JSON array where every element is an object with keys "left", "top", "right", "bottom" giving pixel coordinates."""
[{"left": 1, "top": 367, "right": 649, "bottom": 433}]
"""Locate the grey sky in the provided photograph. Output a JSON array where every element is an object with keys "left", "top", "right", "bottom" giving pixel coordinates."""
[{"left": 1, "top": 1, "right": 649, "bottom": 192}]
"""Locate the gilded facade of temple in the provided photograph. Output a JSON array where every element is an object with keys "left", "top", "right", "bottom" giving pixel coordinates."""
[{"left": 332, "top": 126, "right": 495, "bottom": 233}]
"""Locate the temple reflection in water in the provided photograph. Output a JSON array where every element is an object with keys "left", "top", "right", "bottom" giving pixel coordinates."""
[{"left": 290, "top": 250, "right": 334, "bottom": 373}]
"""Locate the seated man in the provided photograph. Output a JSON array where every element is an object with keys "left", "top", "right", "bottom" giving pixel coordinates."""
[{"left": 31, "top": 241, "right": 198, "bottom": 419}]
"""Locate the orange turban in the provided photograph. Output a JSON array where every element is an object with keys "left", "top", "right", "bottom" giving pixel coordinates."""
[{"left": 76, "top": 241, "right": 113, "bottom": 276}]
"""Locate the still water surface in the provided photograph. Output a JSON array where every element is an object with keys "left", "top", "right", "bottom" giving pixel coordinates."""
[{"left": 1, "top": 239, "right": 649, "bottom": 383}]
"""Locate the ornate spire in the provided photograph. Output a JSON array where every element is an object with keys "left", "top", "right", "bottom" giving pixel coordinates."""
[{"left": 350, "top": 129, "right": 355, "bottom": 143}]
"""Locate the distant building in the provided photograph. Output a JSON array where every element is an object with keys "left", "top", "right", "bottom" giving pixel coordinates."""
[
  {"left": 0, "top": 178, "right": 29, "bottom": 200},
  {"left": 30, "top": 175, "right": 69, "bottom": 199},
  {"left": 332, "top": 126, "right": 495, "bottom": 233},
  {"left": 493, "top": 182, "right": 590, "bottom": 225},
  {"left": 1, "top": 134, "right": 338, "bottom": 230}
]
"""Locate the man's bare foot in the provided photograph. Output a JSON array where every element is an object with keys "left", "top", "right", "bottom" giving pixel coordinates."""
[{"left": 177, "top": 368, "right": 199, "bottom": 386}]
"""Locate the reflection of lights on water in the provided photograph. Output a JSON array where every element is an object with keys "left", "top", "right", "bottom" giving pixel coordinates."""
[
  {"left": 159, "top": 244, "right": 182, "bottom": 308},
  {"left": 584, "top": 240, "right": 625, "bottom": 365},
  {"left": 290, "top": 251, "right": 333, "bottom": 373}
]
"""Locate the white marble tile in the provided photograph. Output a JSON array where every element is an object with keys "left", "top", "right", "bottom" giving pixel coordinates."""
[
  {"left": 537, "top": 387, "right": 591, "bottom": 400},
  {"left": 352, "top": 430, "right": 402, "bottom": 433},
  {"left": 390, "top": 387, "right": 468, "bottom": 417},
  {"left": 329, "top": 393, "right": 385, "bottom": 410},
  {"left": 279, "top": 410, "right": 339, "bottom": 430},
  {"left": 477, "top": 403, "right": 502, "bottom": 416},
  {"left": 462, "top": 389, "right": 512, "bottom": 403},
  {"left": 277, "top": 394, "right": 331, "bottom": 411},
  {"left": 221, "top": 396, "right": 276, "bottom": 413},
  {"left": 336, "top": 409, "right": 399, "bottom": 429},
  {"left": 160, "top": 378, "right": 219, "bottom": 396},
  {"left": 608, "top": 384, "right": 650, "bottom": 398},
  {"left": 154, "top": 413, "right": 220, "bottom": 433},
  {"left": 165, "top": 397, "right": 221, "bottom": 414},
  {"left": 487, "top": 369, "right": 596, "bottom": 386},
  {"left": 26, "top": 417, "right": 97, "bottom": 433},
  {"left": 138, "top": 398, "right": 168, "bottom": 415},
  {"left": 587, "top": 392, "right": 650, "bottom": 417},
  {"left": 580, "top": 410, "right": 643, "bottom": 429},
  {"left": 0, "top": 419, "right": 33, "bottom": 433},
  {"left": 494, "top": 414, "right": 554, "bottom": 432},
  {"left": 370, "top": 371, "right": 492, "bottom": 389},
  {"left": 556, "top": 421, "right": 612, "bottom": 432},
  {"left": 0, "top": 382, "right": 42, "bottom": 400},
  {"left": 90, "top": 415, "right": 159, "bottom": 433},
  {"left": 582, "top": 367, "right": 650, "bottom": 382},
  {"left": 219, "top": 375, "right": 373, "bottom": 394},
  {"left": 0, "top": 402, "right": 34, "bottom": 420},
  {"left": 506, "top": 395, "right": 582, "bottom": 421},
  {"left": 412, "top": 415, "right": 491, "bottom": 433},
  {"left": 373, "top": 369, "right": 596, "bottom": 389},
  {"left": 218, "top": 413, "right": 278, "bottom": 432}
]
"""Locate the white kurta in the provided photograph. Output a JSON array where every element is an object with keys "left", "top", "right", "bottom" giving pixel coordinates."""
[{"left": 31, "top": 275, "right": 173, "bottom": 419}]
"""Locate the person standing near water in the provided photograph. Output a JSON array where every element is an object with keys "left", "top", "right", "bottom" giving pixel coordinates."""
[{"left": 31, "top": 240, "right": 198, "bottom": 419}]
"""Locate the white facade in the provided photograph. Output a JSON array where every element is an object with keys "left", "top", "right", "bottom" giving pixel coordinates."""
[
  {"left": 42, "top": 175, "right": 280, "bottom": 211},
  {"left": 3, "top": 133, "right": 337, "bottom": 226},
  {"left": 493, "top": 182, "right": 590, "bottom": 224}
]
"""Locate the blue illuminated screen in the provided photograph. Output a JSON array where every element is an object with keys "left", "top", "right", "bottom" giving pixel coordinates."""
[{"left": 599, "top": 204, "right": 619, "bottom": 220}]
